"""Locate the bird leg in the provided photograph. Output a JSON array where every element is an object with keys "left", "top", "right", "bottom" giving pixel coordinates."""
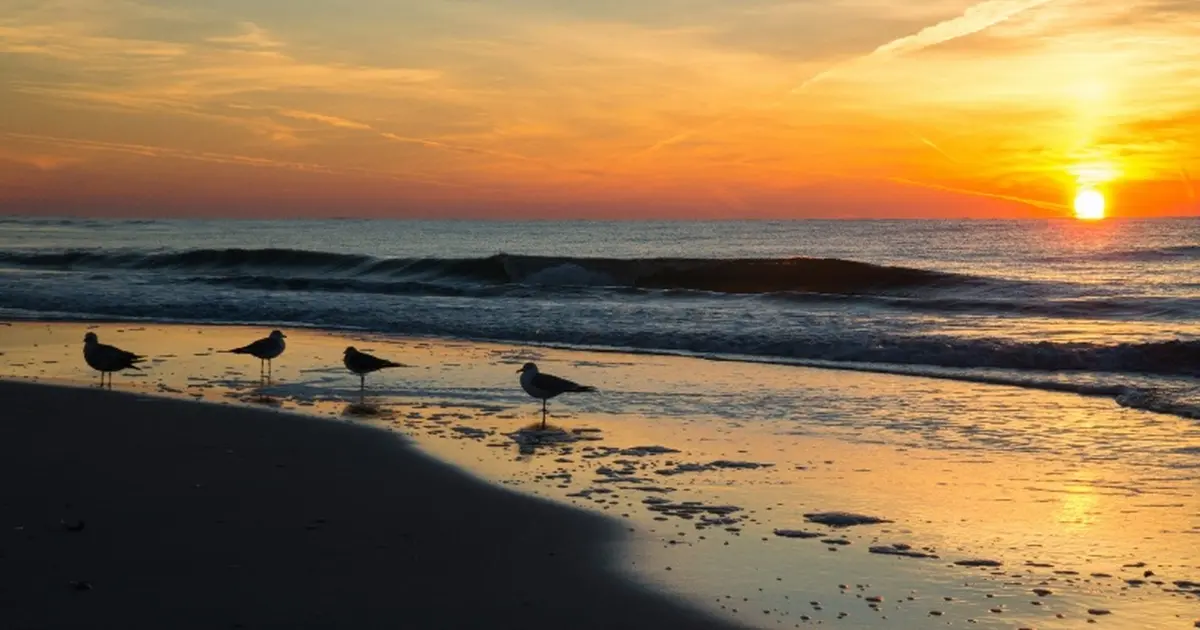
[
  {"left": 541, "top": 399, "right": 547, "bottom": 430},
  {"left": 359, "top": 374, "right": 365, "bottom": 404}
]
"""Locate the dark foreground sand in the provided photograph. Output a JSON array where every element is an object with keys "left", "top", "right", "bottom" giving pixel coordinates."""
[{"left": 0, "top": 382, "right": 742, "bottom": 630}]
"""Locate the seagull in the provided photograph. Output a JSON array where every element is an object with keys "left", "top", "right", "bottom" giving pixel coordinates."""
[
  {"left": 223, "top": 330, "right": 286, "bottom": 382},
  {"left": 517, "top": 362, "right": 596, "bottom": 429},
  {"left": 343, "top": 346, "right": 405, "bottom": 400},
  {"left": 83, "top": 332, "right": 145, "bottom": 388}
]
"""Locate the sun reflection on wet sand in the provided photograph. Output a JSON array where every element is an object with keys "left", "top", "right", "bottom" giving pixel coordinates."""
[{"left": 1055, "top": 483, "right": 1100, "bottom": 532}]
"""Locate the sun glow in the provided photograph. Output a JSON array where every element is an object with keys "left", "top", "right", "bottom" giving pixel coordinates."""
[{"left": 1073, "top": 188, "right": 1106, "bottom": 220}]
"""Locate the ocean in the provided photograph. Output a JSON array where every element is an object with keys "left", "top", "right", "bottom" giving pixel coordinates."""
[{"left": 2, "top": 217, "right": 1199, "bottom": 419}]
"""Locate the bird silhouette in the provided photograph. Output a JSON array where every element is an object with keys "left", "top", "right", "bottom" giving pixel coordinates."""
[
  {"left": 343, "top": 346, "right": 405, "bottom": 401},
  {"left": 223, "top": 330, "right": 286, "bottom": 382},
  {"left": 83, "top": 332, "right": 145, "bottom": 389},
  {"left": 517, "top": 362, "right": 596, "bottom": 429}
]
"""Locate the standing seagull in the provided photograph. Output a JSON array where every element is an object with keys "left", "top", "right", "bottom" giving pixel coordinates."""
[
  {"left": 517, "top": 362, "right": 596, "bottom": 429},
  {"left": 223, "top": 330, "right": 286, "bottom": 382},
  {"left": 82, "top": 332, "right": 145, "bottom": 389},
  {"left": 343, "top": 346, "right": 405, "bottom": 401}
]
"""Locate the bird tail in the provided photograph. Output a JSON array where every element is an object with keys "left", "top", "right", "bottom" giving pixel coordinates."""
[
  {"left": 221, "top": 347, "right": 248, "bottom": 354},
  {"left": 575, "top": 385, "right": 598, "bottom": 393}
]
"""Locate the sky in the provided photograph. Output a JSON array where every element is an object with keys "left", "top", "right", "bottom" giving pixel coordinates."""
[{"left": 1, "top": 0, "right": 1198, "bottom": 218}]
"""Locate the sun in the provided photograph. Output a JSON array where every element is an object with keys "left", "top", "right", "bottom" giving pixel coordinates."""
[{"left": 1073, "top": 188, "right": 1106, "bottom": 220}]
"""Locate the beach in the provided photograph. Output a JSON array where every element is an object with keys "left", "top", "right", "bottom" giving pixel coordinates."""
[{"left": 2, "top": 321, "right": 1199, "bottom": 629}]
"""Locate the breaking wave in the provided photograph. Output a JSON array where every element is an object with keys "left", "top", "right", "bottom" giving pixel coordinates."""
[{"left": 0, "top": 248, "right": 974, "bottom": 295}]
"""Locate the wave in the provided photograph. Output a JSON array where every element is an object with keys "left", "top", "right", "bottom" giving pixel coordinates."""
[
  {"left": 1107, "top": 245, "right": 1200, "bottom": 261},
  {"left": 772, "top": 292, "right": 1200, "bottom": 319},
  {"left": 1113, "top": 388, "right": 1200, "bottom": 420},
  {"left": 1045, "top": 245, "right": 1200, "bottom": 263},
  {"left": 184, "top": 274, "right": 640, "bottom": 299},
  {"left": 170, "top": 273, "right": 1195, "bottom": 320},
  {"left": 0, "top": 248, "right": 977, "bottom": 295},
  {"left": 700, "top": 356, "right": 1200, "bottom": 421},
  {"left": 717, "top": 336, "right": 1200, "bottom": 376},
  {"left": 26, "top": 247, "right": 1183, "bottom": 320}
]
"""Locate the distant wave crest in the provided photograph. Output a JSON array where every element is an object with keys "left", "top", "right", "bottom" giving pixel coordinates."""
[
  {"left": 0, "top": 247, "right": 972, "bottom": 295},
  {"left": 1044, "top": 245, "right": 1200, "bottom": 263},
  {"left": 773, "top": 292, "right": 1200, "bottom": 319}
]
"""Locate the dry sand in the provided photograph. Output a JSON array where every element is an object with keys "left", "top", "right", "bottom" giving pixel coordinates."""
[{"left": 0, "top": 381, "right": 744, "bottom": 630}]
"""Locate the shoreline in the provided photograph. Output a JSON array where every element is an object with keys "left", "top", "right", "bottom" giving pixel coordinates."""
[
  {"left": 2, "top": 313, "right": 1195, "bottom": 423},
  {"left": 0, "top": 380, "right": 743, "bottom": 629}
]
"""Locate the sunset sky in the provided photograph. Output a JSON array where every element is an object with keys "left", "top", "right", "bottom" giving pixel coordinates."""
[{"left": 2, "top": 0, "right": 1198, "bottom": 218}]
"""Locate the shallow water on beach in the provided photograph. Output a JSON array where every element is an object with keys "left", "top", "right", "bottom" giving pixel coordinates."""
[{"left": 2, "top": 322, "right": 1199, "bottom": 629}]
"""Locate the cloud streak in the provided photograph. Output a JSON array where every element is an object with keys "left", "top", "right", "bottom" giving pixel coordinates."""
[
  {"left": 912, "top": 133, "right": 959, "bottom": 164},
  {"left": 631, "top": 0, "right": 1056, "bottom": 159},
  {"left": 793, "top": 0, "right": 1057, "bottom": 91},
  {"left": 890, "top": 176, "right": 1066, "bottom": 211},
  {"left": 266, "top": 107, "right": 595, "bottom": 173},
  {"left": 0, "top": 132, "right": 467, "bottom": 188}
]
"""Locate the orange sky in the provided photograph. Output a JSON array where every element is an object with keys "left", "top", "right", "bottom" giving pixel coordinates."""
[{"left": 1, "top": 0, "right": 1198, "bottom": 218}]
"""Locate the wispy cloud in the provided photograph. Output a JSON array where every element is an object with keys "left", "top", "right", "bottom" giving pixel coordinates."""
[
  {"left": 890, "top": 176, "right": 1066, "bottom": 211},
  {"left": 912, "top": 132, "right": 959, "bottom": 164},
  {"left": 274, "top": 109, "right": 372, "bottom": 131},
  {"left": 630, "top": 0, "right": 1056, "bottom": 159},
  {"left": 793, "top": 0, "right": 1056, "bottom": 91},
  {"left": 0, "top": 146, "right": 83, "bottom": 171},
  {"left": 0, "top": 14, "right": 443, "bottom": 112},
  {"left": 1, "top": 132, "right": 467, "bottom": 188},
  {"left": 205, "top": 22, "right": 284, "bottom": 49},
  {"left": 259, "top": 106, "right": 592, "bottom": 173}
]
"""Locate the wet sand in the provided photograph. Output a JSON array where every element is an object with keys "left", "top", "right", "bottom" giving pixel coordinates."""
[
  {"left": 0, "top": 381, "right": 743, "bottom": 630},
  {"left": 3, "top": 321, "right": 1200, "bottom": 629}
]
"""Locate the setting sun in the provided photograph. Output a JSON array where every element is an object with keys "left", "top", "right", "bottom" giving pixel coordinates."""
[{"left": 1073, "top": 189, "right": 1106, "bottom": 220}]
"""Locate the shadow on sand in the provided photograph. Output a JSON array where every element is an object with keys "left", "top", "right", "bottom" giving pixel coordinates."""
[
  {"left": 0, "top": 382, "right": 743, "bottom": 630},
  {"left": 342, "top": 402, "right": 384, "bottom": 417}
]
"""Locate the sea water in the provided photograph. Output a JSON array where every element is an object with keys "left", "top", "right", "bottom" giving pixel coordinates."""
[{"left": 1, "top": 217, "right": 1198, "bottom": 426}]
